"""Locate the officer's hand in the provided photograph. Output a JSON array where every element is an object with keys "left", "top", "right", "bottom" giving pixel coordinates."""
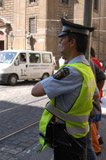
[{"left": 93, "top": 92, "right": 99, "bottom": 101}]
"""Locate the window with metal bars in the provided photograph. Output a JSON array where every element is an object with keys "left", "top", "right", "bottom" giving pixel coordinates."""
[
  {"left": 61, "top": 0, "right": 69, "bottom": 5},
  {"left": 94, "top": 0, "right": 98, "bottom": 11},
  {"left": 29, "top": 18, "right": 35, "bottom": 34},
  {"left": 29, "top": 0, "right": 36, "bottom": 3},
  {"left": 0, "top": 0, "right": 3, "bottom": 7}
]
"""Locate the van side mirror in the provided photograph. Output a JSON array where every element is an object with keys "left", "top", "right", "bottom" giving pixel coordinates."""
[{"left": 14, "top": 59, "right": 19, "bottom": 66}]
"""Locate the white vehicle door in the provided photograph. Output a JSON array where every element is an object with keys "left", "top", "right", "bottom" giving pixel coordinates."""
[
  {"left": 28, "top": 52, "right": 41, "bottom": 79},
  {"left": 14, "top": 53, "right": 29, "bottom": 80},
  {"left": 41, "top": 53, "right": 53, "bottom": 76}
]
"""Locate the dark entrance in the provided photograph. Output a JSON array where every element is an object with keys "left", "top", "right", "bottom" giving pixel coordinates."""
[
  {"left": 0, "top": 41, "right": 4, "bottom": 50},
  {"left": 0, "top": 31, "right": 4, "bottom": 50}
]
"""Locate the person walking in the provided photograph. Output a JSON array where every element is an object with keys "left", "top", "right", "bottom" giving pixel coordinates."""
[
  {"left": 87, "top": 59, "right": 105, "bottom": 160},
  {"left": 91, "top": 47, "right": 103, "bottom": 98},
  {"left": 31, "top": 18, "right": 98, "bottom": 160},
  {"left": 90, "top": 48, "right": 105, "bottom": 156},
  {"left": 90, "top": 47, "right": 104, "bottom": 143},
  {"left": 59, "top": 56, "right": 65, "bottom": 67}
]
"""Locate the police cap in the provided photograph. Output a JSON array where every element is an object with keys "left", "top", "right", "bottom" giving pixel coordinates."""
[{"left": 58, "top": 18, "right": 94, "bottom": 37}]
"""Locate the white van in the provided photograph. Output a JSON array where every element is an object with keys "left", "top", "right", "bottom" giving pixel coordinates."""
[{"left": 0, "top": 50, "right": 54, "bottom": 85}]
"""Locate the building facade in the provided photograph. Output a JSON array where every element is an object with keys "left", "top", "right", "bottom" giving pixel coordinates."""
[
  {"left": 74, "top": 0, "right": 106, "bottom": 62},
  {"left": 92, "top": 0, "right": 106, "bottom": 61},
  {"left": 0, "top": 0, "right": 106, "bottom": 65}
]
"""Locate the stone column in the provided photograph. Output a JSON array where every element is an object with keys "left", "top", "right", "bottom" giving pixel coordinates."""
[
  {"left": 26, "top": 32, "right": 31, "bottom": 50},
  {"left": 4, "top": 28, "right": 8, "bottom": 50}
]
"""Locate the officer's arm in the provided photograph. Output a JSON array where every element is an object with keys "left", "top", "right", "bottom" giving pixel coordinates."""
[
  {"left": 94, "top": 63, "right": 106, "bottom": 91},
  {"left": 93, "top": 86, "right": 99, "bottom": 101},
  {"left": 31, "top": 81, "right": 46, "bottom": 97},
  {"left": 97, "top": 80, "right": 105, "bottom": 92}
]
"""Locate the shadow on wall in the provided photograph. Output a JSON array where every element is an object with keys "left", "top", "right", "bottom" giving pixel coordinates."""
[{"left": 30, "top": 35, "right": 36, "bottom": 50}]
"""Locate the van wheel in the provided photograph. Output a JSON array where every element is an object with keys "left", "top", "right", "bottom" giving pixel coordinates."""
[
  {"left": 8, "top": 74, "right": 17, "bottom": 85},
  {"left": 42, "top": 73, "right": 49, "bottom": 80}
]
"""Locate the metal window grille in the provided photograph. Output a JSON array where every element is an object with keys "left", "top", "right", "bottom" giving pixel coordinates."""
[
  {"left": 61, "top": 0, "right": 69, "bottom": 5},
  {"left": 0, "top": 0, "right": 2, "bottom": 7},
  {"left": 29, "top": 18, "right": 35, "bottom": 33},
  {"left": 94, "top": 0, "right": 98, "bottom": 11},
  {"left": 29, "top": 0, "right": 36, "bottom": 3}
]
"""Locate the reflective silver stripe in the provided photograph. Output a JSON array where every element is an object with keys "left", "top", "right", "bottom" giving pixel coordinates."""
[
  {"left": 46, "top": 103, "right": 89, "bottom": 123},
  {"left": 67, "top": 124, "right": 89, "bottom": 135},
  {"left": 39, "top": 131, "right": 45, "bottom": 140},
  {"left": 62, "top": 26, "right": 89, "bottom": 35}
]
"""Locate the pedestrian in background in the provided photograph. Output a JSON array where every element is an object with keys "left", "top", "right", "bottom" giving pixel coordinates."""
[
  {"left": 102, "top": 59, "right": 106, "bottom": 72},
  {"left": 90, "top": 48, "right": 104, "bottom": 138},
  {"left": 90, "top": 48, "right": 105, "bottom": 155},
  {"left": 59, "top": 56, "right": 65, "bottom": 67},
  {"left": 31, "top": 18, "right": 98, "bottom": 160},
  {"left": 53, "top": 56, "right": 57, "bottom": 73},
  {"left": 91, "top": 47, "right": 103, "bottom": 98},
  {"left": 87, "top": 59, "right": 105, "bottom": 160}
]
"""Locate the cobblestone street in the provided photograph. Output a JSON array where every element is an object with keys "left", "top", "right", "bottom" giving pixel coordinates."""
[
  {"left": 0, "top": 81, "right": 51, "bottom": 160},
  {"left": 0, "top": 80, "right": 106, "bottom": 160}
]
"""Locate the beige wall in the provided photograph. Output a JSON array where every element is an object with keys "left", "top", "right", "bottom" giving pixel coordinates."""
[
  {"left": 73, "top": 0, "right": 106, "bottom": 62},
  {"left": 46, "top": 0, "right": 74, "bottom": 66},
  {"left": 0, "top": 0, "right": 106, "bottom": 63},
  {"left": 74, "top": 0, "right": 84, "bottom": 24},
  {"left": 0, "top": 0, "right": 14, "bottom": 49},
  {"left": 92, "top": 0, "right": 106, "bottom": 61},
  {"left": 25, "top": 0, "right": 48, "bottom": 51},
  {"left": 13, "top": 0, "right": 26, "bottom": 49}
]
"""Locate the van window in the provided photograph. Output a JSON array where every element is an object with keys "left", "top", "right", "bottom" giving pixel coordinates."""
[
  {"left": 42, "top": 54, "right": 52, "bottom": 63},
  {"left": 0, "top": 51, "right": 17, "bottom": 63},
  {"left": 29, "top": 53, "right": 40, "bottom": 63},
  {"left": 19, "top": 53, "right": 26, "bottom": 63}
]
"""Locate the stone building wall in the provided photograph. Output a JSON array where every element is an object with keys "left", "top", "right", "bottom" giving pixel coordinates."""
[
  {"left": 25, "top": 0, "right": 46, "bottom": 51},
  {"left": 92, "top": 0, "right": 106, "bottom": 61},
  {"left": 13, "top": 0, "right": 26, "bottom": 50},
  {"left": 0, "top": 0, "right": 106, "bottom": 64},
  {"left": 46, "top": 0, "right": 74, "bottom": 66},
  {"left": 0, "top": 0, "right": 13, "bottom": 22},
  {"left": 0, "top": 0, "right": 14, "bottom": 49},
  {"left": 73, "top": 0, "right": 106, "bottom": 62}
]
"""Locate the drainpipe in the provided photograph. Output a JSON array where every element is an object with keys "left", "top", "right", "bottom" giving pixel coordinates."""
[
  {"left": 98, "top": 1, "right": 101, "bottom": 60},
  {"left": 83, "top": 0, "right": 94, "bottom": 61}
]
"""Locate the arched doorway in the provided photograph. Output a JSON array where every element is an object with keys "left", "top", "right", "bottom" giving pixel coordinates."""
[
  {"left": 0, "top": 31, "right": 4, "bottom": 50},
  {"left": 0, "top": 17, "right": 11, "bottom": 50}
]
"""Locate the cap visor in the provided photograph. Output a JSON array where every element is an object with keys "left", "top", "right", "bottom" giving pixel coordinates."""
[{"left": 58, "top": 32, "right": 68, "bottom": 37}]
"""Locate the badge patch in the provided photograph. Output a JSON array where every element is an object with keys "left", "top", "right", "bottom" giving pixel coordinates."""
[{"left": 53, "top": 67, "right": 69, "bottom": 80}]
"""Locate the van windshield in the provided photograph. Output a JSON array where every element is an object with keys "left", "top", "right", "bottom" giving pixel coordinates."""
[{"left": 0, "top": 52, "right": 17, "bottom": 63}]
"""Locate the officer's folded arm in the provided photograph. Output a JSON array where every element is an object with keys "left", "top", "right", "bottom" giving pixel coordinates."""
[
  {"left": 31, "top": 81, "right": 46, "bottom": 97},
  {"left": 93, "top": 87, "right": 99, "bottom": 101}
]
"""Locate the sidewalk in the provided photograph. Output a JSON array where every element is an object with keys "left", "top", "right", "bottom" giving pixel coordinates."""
[
  {"left": 17, "top": 143, "right": 54, "bottom": 160},
  {"left": 20, "top": 84, "right": 106, "bottom": 160},
  {"left": 17, "top": 107, "right": 106, "bottom": 160},
  {"left": 27, "top": 87, "right": 106, "bottom": 160}
]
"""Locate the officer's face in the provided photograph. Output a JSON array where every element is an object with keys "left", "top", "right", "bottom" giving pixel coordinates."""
[{"left": 59, "top": 35, "right": 72, "bottom": 58}]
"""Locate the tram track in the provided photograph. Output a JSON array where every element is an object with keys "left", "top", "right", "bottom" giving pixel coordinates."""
[
  {"left": 0, "top": 120, "right": 40, "bottom": 141},
  {"left": 0, "top": 97, "right": 48, "bottom": 114},
  {"left": 0, "top": 98, "right": 47, "bottom": 141},
  {"left": 0, "top": 85, "right": 47, "bottom": 146}
]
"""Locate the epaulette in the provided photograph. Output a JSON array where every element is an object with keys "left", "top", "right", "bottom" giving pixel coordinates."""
[{"left": 53, "top": 67, "right": 69, "bottom": 80}]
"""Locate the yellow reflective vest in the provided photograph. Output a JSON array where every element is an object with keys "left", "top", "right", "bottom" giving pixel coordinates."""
[{"left": 38, "top": 63, "right": 96, "bottom": 152}]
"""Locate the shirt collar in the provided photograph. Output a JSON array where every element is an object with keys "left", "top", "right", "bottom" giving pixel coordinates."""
[{"left": 68, "top": 55, "right": 90, "bottom": 66}]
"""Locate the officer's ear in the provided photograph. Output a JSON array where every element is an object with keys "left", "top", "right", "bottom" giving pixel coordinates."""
[{"left": 69, "top": 39, "right": 76, "bottom": 48}]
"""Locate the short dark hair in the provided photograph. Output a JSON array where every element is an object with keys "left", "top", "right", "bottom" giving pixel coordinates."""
[
  {"left": 91, "top": 47, "right": 95, "bottom": 57},
  {"left": 67, "top": 32, "right": 88, "bottom": 54}
]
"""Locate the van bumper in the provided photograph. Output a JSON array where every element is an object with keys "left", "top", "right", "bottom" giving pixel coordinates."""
[{"left": 0, "top": 73, "right": 10, "bottom": 84}]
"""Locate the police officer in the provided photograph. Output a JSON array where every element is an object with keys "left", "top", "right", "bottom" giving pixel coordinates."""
[{"left": 31, "top": 18, "right": 98, "bottom": 160}]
